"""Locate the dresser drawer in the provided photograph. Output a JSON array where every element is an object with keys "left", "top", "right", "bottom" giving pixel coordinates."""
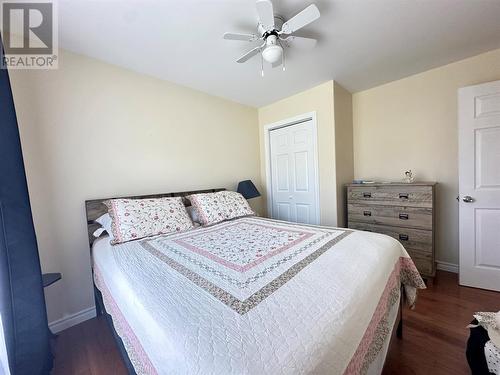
[
  {"left": 347, "top": 185, "right": 433, "bottom": 207},
  {"left": 348, "top": 222, "right": 433, "bottom": 252},
  {"left": 347, "top": 204, "right": 432, "bottom": 230},
  {"left": 405, "top": 248, "right": 434, "bottom": 276}
]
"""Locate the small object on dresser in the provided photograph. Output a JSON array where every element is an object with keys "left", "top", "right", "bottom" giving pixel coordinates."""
[
  {"left": 352, "top": 179, "right": 376, "bottom": 184},
  {"left": 403, "top": 170, "right": 415, "bottom": 183}
]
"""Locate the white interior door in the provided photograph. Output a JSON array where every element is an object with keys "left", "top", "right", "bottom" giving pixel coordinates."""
[
  {"left": 269, "top": 120, "right": 319, "bottom": 224},
  {"left": 459, "top": 80, "right": 500, "bottom": 291}
]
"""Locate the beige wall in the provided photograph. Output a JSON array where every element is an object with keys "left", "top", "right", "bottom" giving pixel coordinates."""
[
  {"left": 9, "top": 49, "right": 263, "bottom": 325},
  {"left": 353, "top": 48, "right": 500, "bottom": 265},
  {"left": 258, "top": 81, "right": 338, "bottom": 226},
  {"left": 333, "top": 82, "right": 354, "bottom": 227},
  {"left": 258, "top": 81, "right": 353, "bottom": 227}
]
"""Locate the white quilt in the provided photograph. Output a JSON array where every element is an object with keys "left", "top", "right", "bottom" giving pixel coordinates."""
[{"left": 93, "top": 217, "right": 425, "bottom": 375}]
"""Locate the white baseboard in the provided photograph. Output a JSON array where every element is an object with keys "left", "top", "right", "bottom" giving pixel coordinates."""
[
  {"left": 49, "top": 306, "right": 96, "bottom": 334},
  {"left": 436, "top": 260, "right": 459, "bottom": 274}
]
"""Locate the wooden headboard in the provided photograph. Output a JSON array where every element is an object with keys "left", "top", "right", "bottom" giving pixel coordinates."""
[{"left": 85, "top": 188, "right": 225, "bottom": 248}]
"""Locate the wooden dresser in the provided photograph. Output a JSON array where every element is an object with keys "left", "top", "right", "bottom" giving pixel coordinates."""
[{"left": 347, "top": 182, "right": 436, "bottom": 279}]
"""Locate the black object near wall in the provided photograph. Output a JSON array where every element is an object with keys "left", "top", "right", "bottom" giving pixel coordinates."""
[
  {"left": 237, "top": 180, "right": 261, "bottom": 200},
  {"left": 0, "top": 38, "right": 52, "bottom": 374}
]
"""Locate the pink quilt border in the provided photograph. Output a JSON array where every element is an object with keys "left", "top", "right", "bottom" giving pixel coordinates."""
[
  {"left": 94, "top": 265, "right": 158, "bottom": 375},
  {"left": 343, "top": 257, "right": 403, "bottom": 375}
]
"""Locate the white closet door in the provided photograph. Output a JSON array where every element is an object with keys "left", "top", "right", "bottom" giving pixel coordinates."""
[
  {"left": 269, "top": 120, "right": 319, "bottom": 224},
  {"left": 459, "top": 79, "right": 500, "bottom": 291}
]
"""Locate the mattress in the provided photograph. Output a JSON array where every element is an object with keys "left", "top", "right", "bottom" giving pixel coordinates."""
[{"left": 92, "top": 216, "right": 424, "bottom": 375}]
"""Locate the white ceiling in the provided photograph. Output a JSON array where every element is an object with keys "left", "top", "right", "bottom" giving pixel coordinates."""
[{"left": 59, "top": 0, "right": 500, "bottom": 107}]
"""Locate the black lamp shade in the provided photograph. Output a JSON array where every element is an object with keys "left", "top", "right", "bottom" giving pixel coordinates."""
[{"left": 237, "top": 180, "right": 261, "bottom": 200}]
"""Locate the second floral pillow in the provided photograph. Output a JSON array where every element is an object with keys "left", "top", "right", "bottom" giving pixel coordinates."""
[{"left": 187, "top": 191, "right": 254, "bottom": 226}]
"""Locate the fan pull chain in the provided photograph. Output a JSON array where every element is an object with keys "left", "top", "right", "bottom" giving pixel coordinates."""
[
  {"left": 282, "top": 48, "right": 286, "bottom": 71},
  {"left": 277, "top": 38, "right": 286, "bottom": 72},
  {"left": 261, "top": 54, "right": 264, "bottom": 77}
]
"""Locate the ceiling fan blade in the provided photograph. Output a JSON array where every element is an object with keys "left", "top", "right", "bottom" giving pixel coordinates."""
[
  {"left": 223, "top": 32, "right": 259, "bottom": 42},
  {"left": 256, "top": 0, "right": 275, "bottom": 31},
  {"left": 283, "top": 36, "right": 317, "bottom": 49},
  {"left": 236, "top": 43, "right": 265, "bottom": 63},
  {"left": 281, "top": 4, "right": 320, "bottom": 35}
]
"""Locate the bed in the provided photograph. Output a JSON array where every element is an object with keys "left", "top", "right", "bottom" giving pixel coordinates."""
[{"left": 85, "top": 189, "right": 425, "bottom": 375}]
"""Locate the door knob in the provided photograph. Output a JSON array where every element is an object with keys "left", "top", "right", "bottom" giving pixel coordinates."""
[
  {"left": 462, "top": 196, "right": 474, "bottom": 203},
  {"left": 289, "top": 195, "right": 293, "bottom": 200}
]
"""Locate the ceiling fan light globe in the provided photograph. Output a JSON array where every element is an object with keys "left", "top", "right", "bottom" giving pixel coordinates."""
[{"left": 262, "top": 44, "right": 283, "bottom": 64}]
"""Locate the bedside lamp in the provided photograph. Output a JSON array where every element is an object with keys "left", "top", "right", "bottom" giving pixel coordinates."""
[{"left": 237, "top": 180, "right": 261, "bottom": 200}]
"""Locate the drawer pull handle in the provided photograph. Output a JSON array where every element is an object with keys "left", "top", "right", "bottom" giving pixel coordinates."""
[
  {"left": 363, "top": 211, "right": 372, "bottom": 216},
  {"left": 399, "top": 234, "right": 409, "bottom": 241},
  {"left": 363, "top": 192, "right": 372, "bottom": 198},
  {"left": 399, "top": 213, "right": 409, "bottom": 220},
  {"left": 399, "top": 193, "right": 409, "bottom": 199}
]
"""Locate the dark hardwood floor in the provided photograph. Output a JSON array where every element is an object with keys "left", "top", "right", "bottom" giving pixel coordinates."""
[
  {"left": 383, "top": 271, "right": 500, "bottom": 374},
  {"left": 52, "top": 271, "right": 500, "bottom": 374}
]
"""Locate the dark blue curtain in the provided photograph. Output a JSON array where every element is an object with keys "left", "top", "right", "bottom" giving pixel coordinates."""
[{"left": 0, "top": 37, "right": 52, "bottom": 374}]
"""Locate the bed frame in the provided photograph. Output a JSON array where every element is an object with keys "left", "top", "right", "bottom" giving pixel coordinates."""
[{"left": 84, "top": 187, "right": 403, "bottom": 374}]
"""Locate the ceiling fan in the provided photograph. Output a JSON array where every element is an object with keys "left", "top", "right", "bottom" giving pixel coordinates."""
[{"left": 223, "top": 0, "right": 320, "bottom": 75}]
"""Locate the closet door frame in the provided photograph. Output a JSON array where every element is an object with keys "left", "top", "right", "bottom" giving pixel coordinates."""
[{"left": 263, "top": 111, "right": 320, "bottom": 224}]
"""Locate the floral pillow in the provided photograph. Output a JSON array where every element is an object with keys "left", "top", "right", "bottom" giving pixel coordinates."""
[
  {"left": 105, "top": 197, "right": 194, "bottom": 244},
  {"left": 220, "top": 191, "right": 255, "bottom": 219},
  {"left": 187, "top": 191, "right": 254, "bottom": 226}
]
